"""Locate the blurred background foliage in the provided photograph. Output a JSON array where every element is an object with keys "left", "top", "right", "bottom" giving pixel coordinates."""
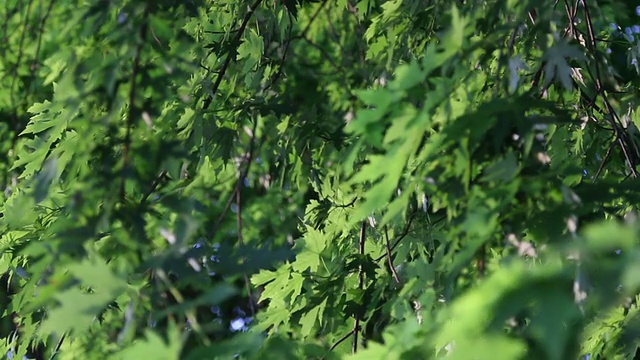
[{"left": 2, "top": 0, "right": 640, "bottom": 359}]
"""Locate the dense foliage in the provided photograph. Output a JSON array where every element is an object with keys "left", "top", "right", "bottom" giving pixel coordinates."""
[{"left": 3, "top": 0, "right": 640, "bottom": 359}]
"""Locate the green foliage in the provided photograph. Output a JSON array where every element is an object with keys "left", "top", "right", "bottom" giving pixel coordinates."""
[{"left": 2, "top": 0, "right": 640, "bottom": 359}]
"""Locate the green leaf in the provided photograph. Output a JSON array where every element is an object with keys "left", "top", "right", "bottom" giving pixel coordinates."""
[
  {"left": 542, "top": 39, "right": 585, "bottom": 91},
  {"left": 482, "top": 152, "right": 519, "bottom": 182},
  {"left": 389, "top": 61, "right": 424, "bottom": 91},
  {"left": 237, "top": 29, "right": 264, "bottom": 73},
  {"left": 32, "top": 156, "right": 58, "bottom": 203},
  {"left": 299, "top": 298, "right": 327, "bottom": 337},
  {"left": 291, "top": 227, "right": 328, "bottom": 272},
  {"left": 118, "top": 322, "right": 183, "bottom": 360}
]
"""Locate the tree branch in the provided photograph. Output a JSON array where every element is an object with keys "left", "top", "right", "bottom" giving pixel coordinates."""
[
  {"left": 374, "top": 211, "right": 417, "bottom": 262},
  {"left": 384, "top": 225, "right": 401, "bottom": 284},
  {"left": 202, "top": 0, "right": 263, "bottom": 110},
  {"left": 210, "top": 119, "right": 260, "bottom": 238},
  {"left": 262, "top": 11, "right": 294, "bottom": 92},
  {"left": 121, "top": 5, "right": 150, "bottom": 201},
  {"left": 330, "top": 329, "right": 355, "bottom": 351},
  {"left": 582, "top": 0, "right": 638, "bottom": 178},
  {"left": 353, "top": 221, "right": 366, "bottom": 353}
]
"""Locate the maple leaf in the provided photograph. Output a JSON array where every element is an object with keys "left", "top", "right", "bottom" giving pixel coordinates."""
[{"left": 542, "top": 40, "right": 585, "bottom": 91}]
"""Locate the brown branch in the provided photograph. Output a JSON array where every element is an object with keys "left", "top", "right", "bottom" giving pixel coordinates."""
[
  {"left": 202, "top": 0, "right": 263, "bottom": 110},
  {"left": 384, "top": 225, "right": 401, "bottom": 284},
  {"left": 120, "top": 5, "right": 150, "bottom": 201}
]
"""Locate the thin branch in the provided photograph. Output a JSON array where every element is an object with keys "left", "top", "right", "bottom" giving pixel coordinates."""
[
  {"left": 507, "top": 25, "right": 519, "bottom": 55},
  {"left": 582, "top": 0, "right": 639, "bottom": 178},
  {"left": 120, "top": 5, "right": 150, "bottom": 201},
  {"left": 236, "top": 173, "right": 257, "bottom": 316},
  {"left": 329, "top": 329, "right": 355, "bottom": 351},
  {"left": 140, "top": 170, "right": 167, "bottom": 205},
  {"left": 204, "top": 28, "right": 241, "bottom": 34},
  {"left": 48, "top": 333, "right": 66, "bottom": 360},
  {"left": 300, "top": 0, "right": 329, "bottom": 36},
  {"left": 322, "top": 197, "right": 358, "bottom": 221},
  {"left": 9, "top": 0, "right": 33, "bottom": 111},
  {"left": 155, "top": 269, "right": 211, "bottom": 345},
  {"left": 208, "top": 119, "right": 260, "bottom": 317},
  {"left": 353, "top": 221, "right": 366, "bottom": 354},
  {"left": 476, "top": 244, "right": 486, "bottom": 277},
  {"left": 593, "top": 138, "right": 616, "bottom": 180},
  {"left": 262, "top": 10, "right": 294, "bottom": 92},
  {"left": 26, "top": 0, "right": 55, "bottom": 102},
  {"left": 210, "top": 119, "right": 260, "bottom": 237},
  {"left": 265, "top": 0, "right": 354, "bottom": 98},
  {"left": 324, "top": 6, "right": 347, "bottom": 55},
  {"left": 374, "top": 211, "right": 416, "bottom": 262},
  {"left": 211, "top": 187, "right": 240, "bottom": 235},
  {"left": 202, "top": 0, "right": 263, "bottom": 110},
  {"left": 301, "top": 36, "right": 342, "bottom": 71},
  {"left": 384, "top": 225, "right": 401, "bottom": 284}
]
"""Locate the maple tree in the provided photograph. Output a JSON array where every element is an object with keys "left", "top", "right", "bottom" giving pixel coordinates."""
[{"left": 2, "top": 0, "right": 640, "bottom": 359}]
